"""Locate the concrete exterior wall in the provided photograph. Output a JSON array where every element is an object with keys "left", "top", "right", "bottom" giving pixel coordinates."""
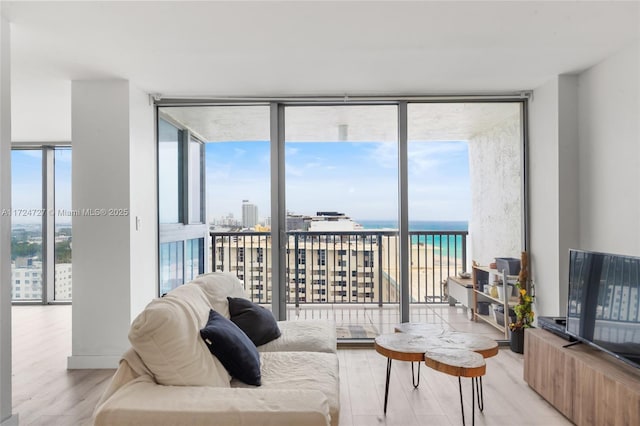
[
  {"left": 0, "top": 13, "right": 17, "bottom": 426},
  {"left": 577, "top": 41, "right": 640, "bottom": 256},
  {"left": 468, "top": 113, "right": 523, "bottom": 266}
]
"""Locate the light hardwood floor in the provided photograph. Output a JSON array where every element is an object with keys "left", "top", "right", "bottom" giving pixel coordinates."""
[{"left": 12, "top": 305, "right": 571, "bottom": 426}]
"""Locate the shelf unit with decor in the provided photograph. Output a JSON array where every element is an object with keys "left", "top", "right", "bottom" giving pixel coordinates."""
[{"left": 472, "top": 265, "right": 519, "bottom": 339}]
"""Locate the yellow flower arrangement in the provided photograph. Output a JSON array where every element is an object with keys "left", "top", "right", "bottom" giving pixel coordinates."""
[
  {"left": 510, "top": 283, "right": 534, "bottom": 331},
  {"left": 509, "top": 251, "right": 534, "bottom": 331}
]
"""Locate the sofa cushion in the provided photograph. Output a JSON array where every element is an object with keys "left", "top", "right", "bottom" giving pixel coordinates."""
[
  {"left": 200, "top": 309, "right": 262, "bottom": 386},
  {"left": 129, "top": 297, "right": 231, "bottom": 387},
  {"left": 228, "top": 296, "right": 281, "bottom": 347},
  {"left": 94, "top": 379, "right": 332, "bottom": 426},
  {"left": 257, "top": 320, "right": 337, "bottom": 353},
  {"left": 232, "top": 351, "right": 340, "bottom": 426},
  {"left": 192, "top": 272, "right": 248, "bottom": 318}
]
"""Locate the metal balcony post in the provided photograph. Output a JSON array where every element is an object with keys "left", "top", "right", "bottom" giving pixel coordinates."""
[
  {"left": 378, "top": 233, "right": 383, "bottom": 307},
  {"left": 211, "top": 234, "right": 217, "bottom": 272},
  {"left": 294, "top": 235, "right": 300, "bottom": 308}
]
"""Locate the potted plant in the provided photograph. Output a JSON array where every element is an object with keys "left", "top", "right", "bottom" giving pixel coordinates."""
[{"left": 509, "top": 251, "right": 534, "bottom": 353}]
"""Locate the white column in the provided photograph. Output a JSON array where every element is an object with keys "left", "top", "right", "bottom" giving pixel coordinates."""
[
  {"left": 68, "top": 80, "right": 156, "bottom": 369},
  {"left": 128, "top": 87, "right": 158, "bottom": 318},
  {"left": 529, "top": 76, "right": 579, "bottom": 318},
  {"left": 0, "top": 12, "right": 18, "bottom": 426}
]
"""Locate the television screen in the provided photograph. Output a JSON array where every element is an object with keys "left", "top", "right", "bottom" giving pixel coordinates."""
[{"left": 567, "top": 249, "right": 640, "bottom": 368}]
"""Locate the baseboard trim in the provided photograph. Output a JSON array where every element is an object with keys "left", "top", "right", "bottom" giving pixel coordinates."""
[
  {"left": 0, "top": 414, "right": 19, "bottom": 426},
  {"left": 67, "top": 355, "right": 120, "bottom": 369}
]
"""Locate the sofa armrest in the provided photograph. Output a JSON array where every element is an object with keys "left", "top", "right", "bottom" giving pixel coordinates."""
[{"left": 94, "top": 376, "right": 331, "bottom": 426}]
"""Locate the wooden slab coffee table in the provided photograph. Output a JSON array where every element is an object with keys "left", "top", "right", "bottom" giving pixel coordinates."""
[
  {"left": 376, "top": 324, "right": 499, "bottom": 424},
  {"left": 424, "top": 347, "right": 486, "bottom": 426},
  {"left": 374, "top": 333, "right": 429, "bottom": 414}
]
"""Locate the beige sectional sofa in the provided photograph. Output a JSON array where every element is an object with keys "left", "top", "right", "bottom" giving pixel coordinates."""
[{"left": 93, "top": 273, "right": 340, "bottom": 426}]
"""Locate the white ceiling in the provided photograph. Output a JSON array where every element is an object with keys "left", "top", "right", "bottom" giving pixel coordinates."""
[{"left": 4, "top": 1, "right": 640, "bottom": 141}]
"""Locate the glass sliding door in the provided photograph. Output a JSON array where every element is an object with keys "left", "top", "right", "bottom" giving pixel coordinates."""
[
  {"left": 158, "top": 118, "right": 183, "bottom": 224},
  {"left": 11, "top": 150, "right": 44, "bottom": 301},
  {"left": 284, "top": 105, "right": 399, "bottom": 333},
  {"left": 157, "top": 115, "right": 208, "bottom": 294},
  {"left": 158, "top": 106, "right": 270, "bottom": 301},
  {"left": 407, "top": 102, "right": 523, "bottom": 323},
  {"left": 200, "top": 106, "right": 271, "bottom": 303}
]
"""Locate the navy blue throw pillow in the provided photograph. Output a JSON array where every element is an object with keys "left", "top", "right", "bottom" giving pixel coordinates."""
[
  {"left": 227, "top": 297, "right": 282, "bottom": 347},
  {"left": 200, "top": 309, "right": 261, "bottom": 386}
]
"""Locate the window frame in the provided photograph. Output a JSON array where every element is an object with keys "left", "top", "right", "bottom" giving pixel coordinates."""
[
  {"left": 158, "top": 113, "right": 208, "bottom": 296},
  {"left": 155, "top": 96, "right": 530, "bottom": 322},
  {"left": 10, "top": 144, "right": 72, "bottom": 305}
]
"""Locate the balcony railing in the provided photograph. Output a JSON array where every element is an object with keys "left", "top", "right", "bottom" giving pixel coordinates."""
[{"left": 211, "top": 230, "right": 467, "bottom": 306}]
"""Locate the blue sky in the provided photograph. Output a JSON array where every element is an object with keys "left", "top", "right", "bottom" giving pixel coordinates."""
[
  {"left": 12, "top": 141, "right": 471, "bottom": 227},
  {"left": 12, "top": 149, "right": 72, "bottom": 226},
  {"left": 206, "top": 140, "right": 470, "bottom": 223}
]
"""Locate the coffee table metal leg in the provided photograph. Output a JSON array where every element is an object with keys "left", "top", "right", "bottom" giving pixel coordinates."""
[
  {"left": 458, "top": 377, "right": 478, "bottom": 426},
  {"left": 411, "top": 362, "right": 421, "bottom": 388},
  {"left": 471, "top": 376, "right": 475, "bottom": 426},
  {"left": 458, "top": 377, "right": 465, "bottom": 426},
  {"left": 474, "top": 376, "right": 484, "bottom": 412},
  {"left": 384, "top": 358, "right": 392, "bottom": 414}
]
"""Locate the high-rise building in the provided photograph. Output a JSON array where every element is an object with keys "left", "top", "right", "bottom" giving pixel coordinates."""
[{"left": 242, "top": 200, "right": 258, "bottom": 228}]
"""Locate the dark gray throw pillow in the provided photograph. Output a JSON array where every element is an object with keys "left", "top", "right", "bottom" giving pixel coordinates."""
[
  {"left": 227, "top": 297, "right": 282, "bottom": 347},
  {"left": 200, "top": 309, "right": 261, "bottom": 386}
]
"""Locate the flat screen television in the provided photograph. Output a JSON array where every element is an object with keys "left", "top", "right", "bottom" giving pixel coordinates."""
[{"left": 566, "top": 249, "right": 640, "bottom": 368}]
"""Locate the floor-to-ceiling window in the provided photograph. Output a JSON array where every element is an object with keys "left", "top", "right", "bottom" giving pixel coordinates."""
[
  {"left": 155, "top": 98, "right": 527, "bottom": 329},
  {"left": 159, "top": 105, "right": 271, "bottom": 300},
  {"left": 54, "top": 148, "right": 73, "bottom": 300},
  {"left": 11, "top": 146, "right": 73, "bottom": 303},
  {"left": 406, "top": 102, "right": 523, "bottom": 323},
  {"left": 284, "top": 105, "right": 399, "bottom": 327},
  {"left": 11, "top": 150, "right": 43, "bottom": 301},
  {"left": 158, "top": 116, "right": 207, "bottom": 295}
]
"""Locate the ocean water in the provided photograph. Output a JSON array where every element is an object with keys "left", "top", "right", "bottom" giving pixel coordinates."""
[
  {"left": 358, "top": 220, "right": 468, "bottom": 232},
  {"left": 358, "top": 220, "right": 468, "bottom": 258}
]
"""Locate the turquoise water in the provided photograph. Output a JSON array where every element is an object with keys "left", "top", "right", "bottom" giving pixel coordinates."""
[{"left": 359, "top": 220, "right": 468, "bottom": 259}]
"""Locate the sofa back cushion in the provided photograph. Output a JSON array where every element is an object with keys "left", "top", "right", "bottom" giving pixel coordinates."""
[
  {"left": 129, "top": 295, "right": 231, "bottom": 387},
  {"left": 192, "top": 272, "right": 248, "bottom": 318},
  {"left": 228, "top": 296, "right": 281, "bottom": 347},
  {"left": 163, "top": 282, "right": 212, "bottom": 326}
]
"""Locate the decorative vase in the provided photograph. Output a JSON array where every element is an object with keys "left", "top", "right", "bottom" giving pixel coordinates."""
[{"left": 510, "top": 328, "right": 525, "bottom": 353}]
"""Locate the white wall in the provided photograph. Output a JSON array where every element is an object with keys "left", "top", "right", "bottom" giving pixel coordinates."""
[
  {"left": 69, "top": 80, "right": 133, "bottom": 368},
  {"left": 530, "top": 41, "right": 639, "bottom": 318},
  {"left": 577, "top": 41, "right": 640, "bottom": 256},
  {"left": 468, "top": 114, "right": 523, "bottom": 266},
  {"left": 529, "top": 76, "right": 580, "bottom": 318},
  {"left": 11, "top": 78, "right": 71, "bottom": 142},
  {"left": 69, "top": 80, "right": 157, "bottom": 369},
  {"left": 556, "top": 75, "right": 580, "bottom": 317},
  {"left": 128, "top": 88, "right": 157, "bottom": 318},
  {"left": 0, "top": 13, "right": 18, "bottom": 426}
]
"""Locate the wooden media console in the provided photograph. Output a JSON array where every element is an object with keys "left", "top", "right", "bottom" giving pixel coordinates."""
[{"left": 524, "top": 328, "right": 640, "bottom": 426}]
